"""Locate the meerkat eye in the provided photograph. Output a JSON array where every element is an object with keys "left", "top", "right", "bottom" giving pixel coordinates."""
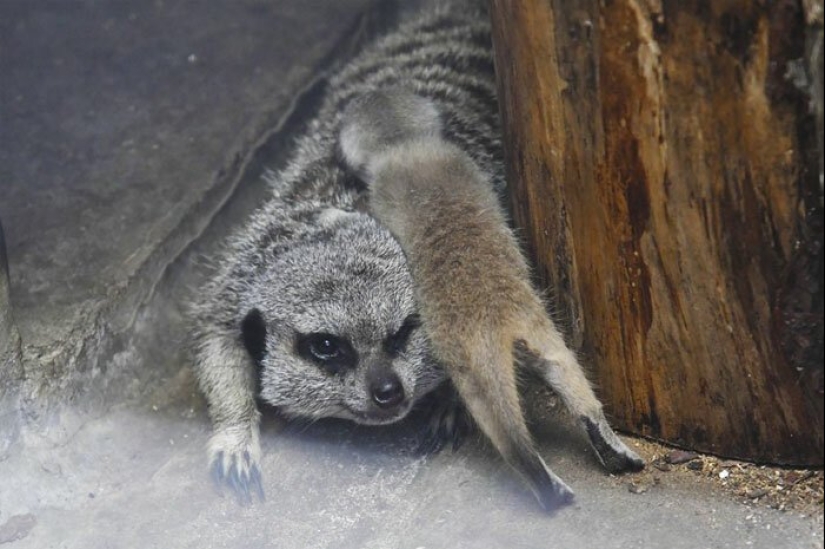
[
  {"left": 308, "top": 334, "right": 340, "bottom": 360},
  {"left": 296, "top": 332, "right": 357, "bottom": 374},
  {"left": 384, "top": 314, "right": 421, "bottom": 356}
]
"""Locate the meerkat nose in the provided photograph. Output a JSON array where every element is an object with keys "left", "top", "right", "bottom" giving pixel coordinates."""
[{"left": 370, "top": 373, "right": 405, "bottom": 409}]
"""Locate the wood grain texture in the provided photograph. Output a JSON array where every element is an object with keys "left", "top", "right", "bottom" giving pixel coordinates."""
[{"left": 490, "top": 0, "right": 823, "bottom": 465}]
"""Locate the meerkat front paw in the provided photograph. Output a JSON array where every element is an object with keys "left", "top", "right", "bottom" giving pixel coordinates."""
[
  {"left": 208, "top": 427, "right": 264, "bottom": 504},
  {"left": 581, "top": 416, "right": 645, "bottom": 473},
  {"left": 416, "top": 382, "right": 472, "bottom": 455}
]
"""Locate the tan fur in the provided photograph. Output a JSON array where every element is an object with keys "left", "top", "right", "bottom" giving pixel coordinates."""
[
  {"left": 369, "top": 143, "right": 577, "bottom": 509},
  {"left": 341, "top": 89, "right": 644, "bottom": 512}
]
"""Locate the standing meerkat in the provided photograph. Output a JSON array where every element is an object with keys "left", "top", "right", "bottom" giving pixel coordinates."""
[
  {"left": 191, "top": 0, "right": 642, "bottom": 509},
  {"left": 339, "top": 88, "right": 644, "bottom": 512}
]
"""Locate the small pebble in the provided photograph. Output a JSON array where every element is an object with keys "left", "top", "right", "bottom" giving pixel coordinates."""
[
  {"left": 719, "top": 469, "right": 730, "bottom": 479},
  {"left": 653, "top": 460, "right": 672, "bottom": 472},
  {"left": 628, "top": 482, "right": 649, "bottom": 494},
  {"left": 783, "top": 472, "right": 799, "bottom": 484},
  {"left": 686, "top": 461, "right": 704, "bottom": 471},
  {"left": 747, "top": 488, "right": 769, "bottom": 499}
]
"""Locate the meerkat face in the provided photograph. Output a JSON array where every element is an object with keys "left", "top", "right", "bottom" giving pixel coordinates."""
[{"left": 241, "top": 209, "right": 445, "bottom": 425}]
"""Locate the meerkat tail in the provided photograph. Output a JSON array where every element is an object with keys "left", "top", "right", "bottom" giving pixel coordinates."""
[{"left": 445, "top": 331, "right": 574, "bottom": 511}]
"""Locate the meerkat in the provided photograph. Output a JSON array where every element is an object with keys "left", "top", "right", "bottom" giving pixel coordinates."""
[
  {"left": 339, "top": 88, "right": 644, "bottom": 512},
  {"left": 190, "top": 2, "right": 492, "bottom": 501},
  {"left": 190, "top": 197, "right": 447, "bottom": 501},
  {"left": 191, "top": 0, "right": 642, "bottom": 508}
]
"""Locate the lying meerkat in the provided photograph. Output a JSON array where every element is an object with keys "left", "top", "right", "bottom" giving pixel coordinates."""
[{"left": 191, "top": 0, "right": 642, "bottom": 509}]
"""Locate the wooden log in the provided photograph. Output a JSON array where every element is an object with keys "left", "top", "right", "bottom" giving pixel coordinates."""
[{"left": 490, "top": 0, "right": 823, "bottom": 465}]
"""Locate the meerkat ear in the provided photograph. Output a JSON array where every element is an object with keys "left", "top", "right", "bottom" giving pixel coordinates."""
[
  {"left": 240, "top": 308, "right": 267, "bottom": 364},
  {"left": 339, "top": 89, "right": 443, "bottom": 176}
]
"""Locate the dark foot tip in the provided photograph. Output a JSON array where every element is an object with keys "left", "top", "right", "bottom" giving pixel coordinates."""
[
  {"left": 625, "top": 455, "right": 646, "bottom": 473},
  {"left": 581, "top": 415, "right": 645, "bottom": 474},
  {"left": 603, "top": 450, "right": 646, "bottom": 474},
  {"left": 210, "top": 451, "right": 226, "bottom": 486},
  {"left": 536, "top": 485, "right": 575, "bottom": 515}
]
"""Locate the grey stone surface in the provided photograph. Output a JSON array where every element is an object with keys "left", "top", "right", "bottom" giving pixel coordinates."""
[
  {"left": 0, "top": 220, "right": 23, "bottom": 458},
  {"left": 0, "top": 0, "right": 378, "bottom": 409},
  {"left": 0, "top": 1, "right": 822, "bottom": 548},
  {"left": 0, "top": 0, "right": 364, "bottom": 343}
]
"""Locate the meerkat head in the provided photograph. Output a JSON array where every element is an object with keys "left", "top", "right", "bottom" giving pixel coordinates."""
[{"left": 239, "top": 207, "right": 444, "bottom": 425}]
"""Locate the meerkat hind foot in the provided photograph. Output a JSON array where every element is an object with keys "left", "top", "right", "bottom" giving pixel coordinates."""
[
  {"left": 514, "top": 450, "right": 576, "bottom": 513},
  {"left": 581, "top": 415, "right": 645, "bottom": 473},
  {"left": 518, "top": 341, "right": 645, "bottom": 475}
]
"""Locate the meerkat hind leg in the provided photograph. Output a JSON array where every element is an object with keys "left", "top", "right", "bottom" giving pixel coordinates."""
[
  {"left": 452, "top": 367, "right": 575, "bottom": 513},
  {"left": 518, "top": 337, "right": 645, "bottom": 474}
]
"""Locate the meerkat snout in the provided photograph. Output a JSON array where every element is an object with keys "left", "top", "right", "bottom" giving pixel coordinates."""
[{"left": 368, "top": 370, "right": 405, "bottom": 409}]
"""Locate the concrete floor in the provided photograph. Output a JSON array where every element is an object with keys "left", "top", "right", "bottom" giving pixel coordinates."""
[
  {"left": 0, "top": 1, "right": 822, "bottom": 548},
  {"left": 2, "top": 385, "right": 823, "bottom": 549}
]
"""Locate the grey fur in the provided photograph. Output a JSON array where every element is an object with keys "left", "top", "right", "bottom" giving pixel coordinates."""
[
  {"left": 190, "top": 2, "right": 493, "bottom": 500},
  {"left": 190, "top": 199, "right": 446, "bottom": 500},
  {"left": 191, "top": 1, "right": 641, "bottom": 508},
  {"left": 339, "top": 88, "right": 644, "bottom": 512}
]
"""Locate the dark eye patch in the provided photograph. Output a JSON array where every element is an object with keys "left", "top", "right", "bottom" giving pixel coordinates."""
[
  {"left": 296, "top": 332, "right": 357, "bottom": 375},
  {"left": 384, "top": 314, "right": 421, "bottom": 356},
  {"left": 240, "top": 308, "right": 267, "bottom": 364}
]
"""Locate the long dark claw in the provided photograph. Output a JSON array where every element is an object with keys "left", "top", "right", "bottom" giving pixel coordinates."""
[
  {"left": 210, "top": 450, "right": 265, "bottom": 504},
  {"left": 250, "top": 464, "right": 265, "bottom": 502},
  {"left": 210, "top": 451, "right": 226, "bottom": 486}
]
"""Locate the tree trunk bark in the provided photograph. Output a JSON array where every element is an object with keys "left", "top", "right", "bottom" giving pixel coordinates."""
[{"left": 490, "top": 0, "right": 824, "bottom": 465}]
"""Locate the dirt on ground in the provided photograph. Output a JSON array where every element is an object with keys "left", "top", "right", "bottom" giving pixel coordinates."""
[
  {"left": 619, "top": 437, "right": 824, "bottom": 517},
  {"left": 526, "top": 386, "right": 823, "bottom": 518}
]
